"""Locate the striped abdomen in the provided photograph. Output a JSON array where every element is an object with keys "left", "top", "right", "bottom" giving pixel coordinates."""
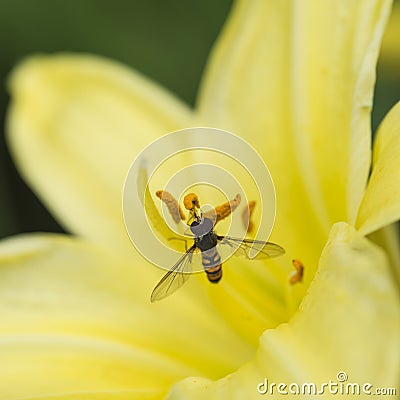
[{"left": 201, "top": 247, "right": 223, "bottom": 283}]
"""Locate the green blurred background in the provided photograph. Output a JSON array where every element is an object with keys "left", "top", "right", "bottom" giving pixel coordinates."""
[{"left": 0, "top": 0, "right": 399, "bottom": 240}]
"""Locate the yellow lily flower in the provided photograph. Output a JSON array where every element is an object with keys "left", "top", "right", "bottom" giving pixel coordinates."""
[{"left": 2, "top": 1, "right": 400, "bottom": 399}]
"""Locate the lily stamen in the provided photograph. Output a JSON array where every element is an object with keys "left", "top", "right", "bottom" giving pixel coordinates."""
[
  {"left": 289, "top": 259, "right": 304, "bottom": 285},
  {"left": 213, "top": 193, "right": 241, "bottom": 224},
  {"left": 156, "top": 190, "right": 185, "bottom": 223},
  {"left": 183, "top": 193, "right": 202, "bottom": 223},
  {"left": 242, "top": 200, "right": 256, "bottom": 233}
]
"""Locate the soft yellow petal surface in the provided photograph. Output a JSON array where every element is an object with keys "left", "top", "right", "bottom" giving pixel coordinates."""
[
  {"left": 0, "top": 235, "right": 254, "bottom": 399},
  {"left": 6, "top": 54, "right": 192, "bottom": 243},
  {"left": 202, "top": 255, "right": 291, "bottom": 347},
  {"left": 12, "top": 392, "right": 161, "bottom": 400},
  {"left": 197, "top": 0, "right": 391, "bottom": 280},
  {"left": 357, "top": 101, "right": 400, "bottom": 235},
  {"left": 7, "top": 54, "right": 293, "bottom": 350},
  {"left": 368, "top": 223, "right": 400, "bottom": 285},
  {"left": 11, "top": 392, "right": 163, "bottom": 400},
  {"left": 167, "top": 222, "right": 400, "bottom": 399}
]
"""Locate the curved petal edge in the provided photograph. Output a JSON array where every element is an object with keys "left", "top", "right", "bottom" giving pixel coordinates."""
[{"left": 166, "top": 222, "right": 400, "bottom": 399}]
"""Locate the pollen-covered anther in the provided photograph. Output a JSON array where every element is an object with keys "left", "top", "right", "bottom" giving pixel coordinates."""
[
  {"left": 289, "top": 259, "right": 304, "bottom": 285},
  {"left": 214, "top": 193, "right": 241, "bottom": 223},
  {"left": 156, "top": 190, "right": 185, "bottom": 224},
  {"left": 242, "top": 200, "right": 256, "bottom": 233},
  {"left": 183, "top": 193, "right": 200, "bottom": 211}
]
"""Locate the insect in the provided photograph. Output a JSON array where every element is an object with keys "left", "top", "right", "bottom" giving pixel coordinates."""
[{"left": 151, "top": 195, "right": 285, "bottom": 302}]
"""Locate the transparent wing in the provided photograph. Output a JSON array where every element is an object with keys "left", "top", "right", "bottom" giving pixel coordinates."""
[
  {"left": 217, "top": 236, "right": 285, "bottom": 259},
  {"left": 150, "top": 244, "right": 197, "bottom": 302}
]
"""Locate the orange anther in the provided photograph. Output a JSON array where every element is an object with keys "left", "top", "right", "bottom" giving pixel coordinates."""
[
  {"left": 156, "top": 190, "right": 185, "bottom": 223},
  {"left": 289, "top": 259, "right": 304, "bottom": 284},
  {"left": 242, "top": 200, "right": 256, "bottom": 233},
  {"left": 183, "top": 193, "right": 200, "bottom": 211},
  {"left": 214, "top": 194, "right": 241, "bottom": 224}
]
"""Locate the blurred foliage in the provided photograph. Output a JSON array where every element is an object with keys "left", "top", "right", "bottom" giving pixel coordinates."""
[
  {"left": 373, "top": 0, "right": 400, "bottom": 130},
  {"left": 0, "top": 0, "right": 399, "bottom": 239}
]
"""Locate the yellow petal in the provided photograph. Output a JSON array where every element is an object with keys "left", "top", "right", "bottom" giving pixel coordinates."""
[
  {"left": 368, "top": 223, "right": 400, "bottom": 284},
  {"left": 6, "top": 392, "right": 161, "bottom": 400},
  {"left": 203, "top": 255, "right": 291, "bottom": 347},
  {"left": 6, "top": 54, "right": 192, "bottom": 243},
  {"left": 197, "top": 0, "right": 391, "bottom": 279},
  {"left": 356, "top": 101, "right": 400, "bottom": 235},
  {"left": 167, "top": 222, "right": 400, "bottom": 399},
  {"left": 0, "top": 234, "right": 254, "bottom": 399},
  {"left": 13, "top": 391, "right": 162, "bottom": 400}
]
